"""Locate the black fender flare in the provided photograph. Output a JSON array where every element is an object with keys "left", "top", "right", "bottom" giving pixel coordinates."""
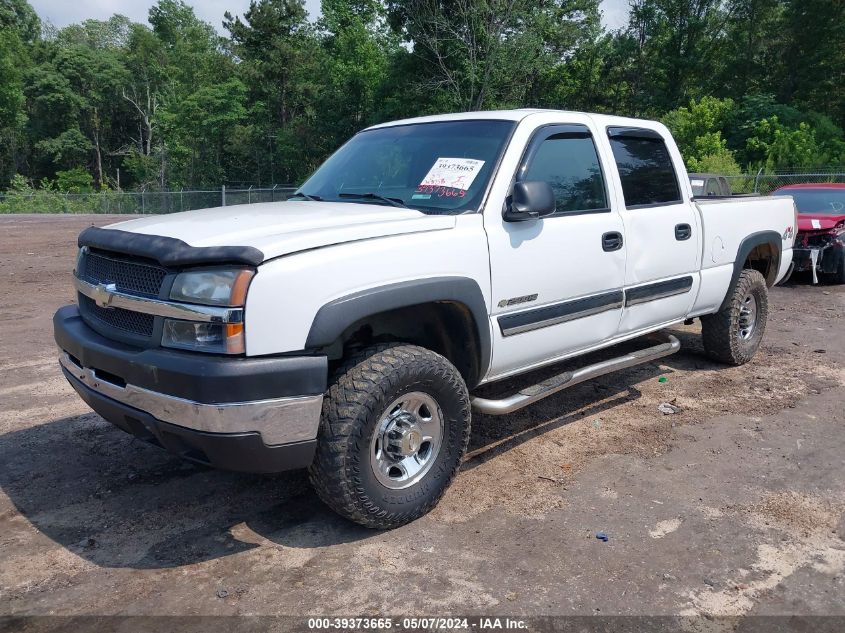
[
  {"left": 305, "top": 277, "right": 491, "bottom": 382},
  {"left": 720, "top": 230, "right": 782, "bottom": 310}
]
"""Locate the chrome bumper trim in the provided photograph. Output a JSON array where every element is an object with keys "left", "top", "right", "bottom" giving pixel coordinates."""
[
  {"left": 73, "top": 275, "right": 243, "bottom": 323},
  {"left": 60, "top": 353, "right": 323, "bottom": 445}
]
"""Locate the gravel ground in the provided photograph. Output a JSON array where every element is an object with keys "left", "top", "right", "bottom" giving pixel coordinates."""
[{"left": 0, "top": 215, "right": 843, "bottom": 626}]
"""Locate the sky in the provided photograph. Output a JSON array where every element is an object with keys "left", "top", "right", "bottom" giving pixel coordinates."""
[{"left": 30, "top": 0, "right": 631, "bottom": 34}]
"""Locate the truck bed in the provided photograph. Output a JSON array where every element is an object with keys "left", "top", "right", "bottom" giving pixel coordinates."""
[{"left": 688, "top": 195, "right": 795, "bottom": 317}]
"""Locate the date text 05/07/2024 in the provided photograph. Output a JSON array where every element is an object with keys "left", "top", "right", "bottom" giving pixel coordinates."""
[{"left": 307, "top": 617, "right": 529, "bottom": 630}]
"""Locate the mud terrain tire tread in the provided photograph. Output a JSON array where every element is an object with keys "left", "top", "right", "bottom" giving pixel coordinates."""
[
  {"left": 308, "top": 343, "right": 471, "bottom": 529},
  {"left": 701, "top": 269, "right": 768, "bottom": 366}
]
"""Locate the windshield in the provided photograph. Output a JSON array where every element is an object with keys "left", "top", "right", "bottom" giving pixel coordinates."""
[
  {"left": 296, "top": 120, "right": 516, "bottom": 215},
  {"left": 779, "top": 188, "right": 845, "bottom": 214}
]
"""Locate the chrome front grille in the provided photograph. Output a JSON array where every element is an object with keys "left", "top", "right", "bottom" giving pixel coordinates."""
[
  {"left": 81, "top": 250, "right": 167, "bottom": 298},
  {"left": 77, "top": 248, "right": 168, "bottom": 343},
  {"left": 74, "top": 248, "right": 243, "bottom": 347}
]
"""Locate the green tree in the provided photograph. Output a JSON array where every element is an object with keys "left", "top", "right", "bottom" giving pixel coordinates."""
[
  {"left": 314, "top": 0, "right": 394, "bottom": 155},
  {"left": 0, "top": 0, "right": 40, "bottom": 43},
  {"left": 716, "top": 0, "right": 783, "bottom": 98},
  {"left": 726, "top": 95, "right": 845, "bottom": 169},
  {"left": 25, "top": 33, "right": 128, "bottom": 188},
  {"left": 120, "top": 23, "right": 169, "bottom": 188},
  {"left": 746, "top": 117, "right": 843, "bottom": 171},
  {"left": 55, "top": 166, "right": 94, "bottom": 192},
  {"left": 4, "top": 0, "right": 845, "bottom": 198},
  {"left": 0, "top": 26, "right": 27, "bottom": 185},
  {"left": 624, "top": 0, "right": 727, "bottom": 114},
  {"left": 386, "top": 0, "right": 602, "bottom": 112},
  {"left": 776, "top": 0, "right": 845, "bottom": 127},
  {"left": 664, "top": 97, "right": 741, "bottom": 173},
  {"left": 145, "top": 0, "right": 239, "bottom": 186},
  {"left": 224, "top": 0, "right": 321, "bottom": 183}
]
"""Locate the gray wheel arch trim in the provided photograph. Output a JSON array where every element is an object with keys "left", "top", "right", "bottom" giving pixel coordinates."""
[
  {"left": 721, "top": 230, "right": 782, "bottom": 310},
  {"left": 305, "top": 277, "right": 491, "bottom": 383}
]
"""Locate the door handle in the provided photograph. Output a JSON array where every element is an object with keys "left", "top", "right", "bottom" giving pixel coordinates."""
[
  {"left": 675, "top": 223, "right": 692, "bottom": 241},
  {"left": 602, "top": 231, "right": 623, "bottom": 252}
]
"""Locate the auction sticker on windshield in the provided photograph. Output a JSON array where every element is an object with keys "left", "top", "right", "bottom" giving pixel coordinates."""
[{"left": 419, "top": 158, "right": 485, "bottom": 191}]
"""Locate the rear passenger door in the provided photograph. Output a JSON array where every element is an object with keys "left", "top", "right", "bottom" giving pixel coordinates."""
[{"left": 605, "top": 127, "right": 700, "bottom": 334}]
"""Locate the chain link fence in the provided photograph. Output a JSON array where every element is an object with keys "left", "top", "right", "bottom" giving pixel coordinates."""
[
  {"left": 3, "top": 171, "right": 845, "bottom": 213},
  {"left": 724, "top": 170, "right": 845, "bottom": 195},
  {"left": 0, "top": 185, "right": 298, "bottom": 214}
]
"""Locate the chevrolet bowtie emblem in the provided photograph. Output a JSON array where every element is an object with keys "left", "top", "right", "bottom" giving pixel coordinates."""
[{"left": 92, "top": 283, "right": 117, "bottom": 308}]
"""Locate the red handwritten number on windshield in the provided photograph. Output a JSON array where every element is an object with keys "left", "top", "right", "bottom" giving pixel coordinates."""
[{"left": 415, "top": 185, "right": 466, "bottom": 198}]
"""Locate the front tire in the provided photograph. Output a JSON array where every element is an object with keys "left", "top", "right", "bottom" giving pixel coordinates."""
[
  {"left": 308, "top": 344, "right": 471, "bottom": 529},
  {"left": 701, "top": 269, "right": 769, "bottom": 366}
]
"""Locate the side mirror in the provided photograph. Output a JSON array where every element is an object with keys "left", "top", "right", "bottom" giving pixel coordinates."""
[{"left": 503, "top": 181, "right": 557, "bottom": 222}]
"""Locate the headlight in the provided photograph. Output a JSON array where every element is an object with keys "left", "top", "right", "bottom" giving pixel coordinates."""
[
  {"left": 170, "top": 269, "right": 254, "bottom": 306},
  {"left": 162, "top": 320, "right": 245, "bottom": 354},
  {"left": 163, "top": 267, "right": 254, "bottom": 354}
]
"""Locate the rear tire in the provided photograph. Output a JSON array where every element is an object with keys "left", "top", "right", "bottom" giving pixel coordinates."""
[
  {"left": 701, "top": 269, "right": 769, "bottom": 366},
  {"left": 308, "top": 343, "right": 471, "bottom": 529}
]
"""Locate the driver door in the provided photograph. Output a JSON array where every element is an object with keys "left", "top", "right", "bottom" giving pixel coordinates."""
[{"left": 484, "top": 121, "right": 627, "bottom": 379}]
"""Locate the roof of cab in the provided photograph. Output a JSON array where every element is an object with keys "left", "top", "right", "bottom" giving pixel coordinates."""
[{"left": 364, "top": 109, "right": 664, "bottom": 131}]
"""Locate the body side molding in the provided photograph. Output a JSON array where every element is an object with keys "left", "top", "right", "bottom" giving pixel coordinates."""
[
  {"left": 625, "top": 276, "right": 694, "bottom": 307},
  {"left": 497, "top": 290, "right": 623, "bottom": 337}
]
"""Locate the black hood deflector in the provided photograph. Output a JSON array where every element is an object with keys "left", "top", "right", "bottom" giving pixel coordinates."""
[{"left": 78, "top": 227, "right": 264, "bottom": 267}]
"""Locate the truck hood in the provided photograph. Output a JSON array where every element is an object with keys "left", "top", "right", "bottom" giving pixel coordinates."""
[
  {"left": 797, "top": 213, "right": 845, "bottom": 232},
  {"left": 106, "top": 201, "right": 456, "bottom": 261}
]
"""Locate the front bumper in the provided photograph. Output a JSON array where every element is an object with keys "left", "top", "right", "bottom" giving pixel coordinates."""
[
  {"left": 54, "top": 305, "right": 327, "bottom": 473},
  {"left": 792, "top": 241, "right": 844, "bottom": 275}
]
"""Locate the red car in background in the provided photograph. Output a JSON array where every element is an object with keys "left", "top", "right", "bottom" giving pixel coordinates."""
[{"left": 772, "top": 184, "right": 845, "bottom": 284}]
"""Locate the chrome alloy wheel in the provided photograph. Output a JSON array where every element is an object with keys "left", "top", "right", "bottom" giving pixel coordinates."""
[
  {"left": 370, "top": 392, "right": 444, "bottom": 490},
  {"left": 738, "top": 292, "right": 758, "bottom": 341}
]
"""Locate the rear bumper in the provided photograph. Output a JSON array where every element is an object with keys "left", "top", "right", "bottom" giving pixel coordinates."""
[{"left": 54, "top": 305, "right": 327, "bottom": 473}]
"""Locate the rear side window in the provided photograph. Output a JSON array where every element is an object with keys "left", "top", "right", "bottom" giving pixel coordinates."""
[
  {"left": 521, "top": 130, "right": 608, "bottom": 215},
  {"left": 608, "top": 128, "right": 681, "bottom": 207}
]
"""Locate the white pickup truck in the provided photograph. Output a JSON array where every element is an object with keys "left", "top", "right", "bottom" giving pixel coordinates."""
[{"left": 54, "top": 110, "right": 796, "bottom": 528}]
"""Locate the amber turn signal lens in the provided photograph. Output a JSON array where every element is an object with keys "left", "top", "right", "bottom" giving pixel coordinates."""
[
  {"left": 225, "top": 323, "right": 245, "bottom": 354},
  {"left": 230, "top": 270, "right": 254, "bottom": 306}
]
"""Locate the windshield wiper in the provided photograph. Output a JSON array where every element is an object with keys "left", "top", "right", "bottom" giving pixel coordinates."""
[
  {"left": 291, "top": 191, "right": 323, "bottom": 201},
  {"left": 337, "top": 192, "right": 409, "bottom": 208}
]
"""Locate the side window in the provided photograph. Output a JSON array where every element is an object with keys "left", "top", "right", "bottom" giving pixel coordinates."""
[
  {"left": 607, "top": 128, "right": 682, "bottom": 207},
  {"left": 521, "top": 132, "right": 608, "bottom": 214}
]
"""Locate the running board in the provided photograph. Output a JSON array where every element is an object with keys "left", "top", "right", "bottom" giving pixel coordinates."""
[{"left": 471, "top": 333, "right": 681, "bottom": 415}]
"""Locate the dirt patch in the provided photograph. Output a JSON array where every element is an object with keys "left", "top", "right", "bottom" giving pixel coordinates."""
[
  {"left": 433, "top": 324, "right": 843, "bottom": 523},
  {"left": 682, "top": 489, "right": 845, "bottom": 618},
  {"left": 744, "top": 491, "right": 844, "bottom": 537}
]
